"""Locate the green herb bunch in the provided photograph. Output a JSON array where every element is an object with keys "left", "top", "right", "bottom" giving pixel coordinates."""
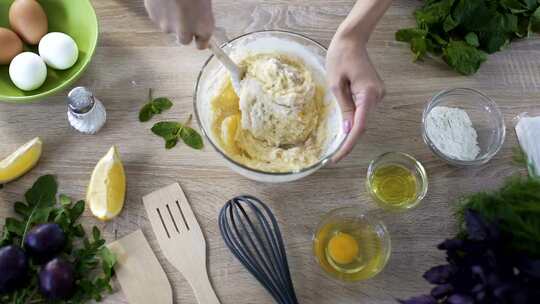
[
  {"left": 139, "top": 89, "right": 204, "bottom": 150},
  {"left": 396, "top": 0, "right": 540, "bottom": 75},
  {"left": 0, "top": 175, "right": 116, "bottom": 304},
  {"left": 456, "top": 176, "right": 540, "bottom": 258}
]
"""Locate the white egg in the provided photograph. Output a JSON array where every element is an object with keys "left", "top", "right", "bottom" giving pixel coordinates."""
[
  {"left": 39, "top": 32, "right": 79, "bottom": 70},
  {"left": 9, "top": 52, "right": 47, "bottom": 91}
]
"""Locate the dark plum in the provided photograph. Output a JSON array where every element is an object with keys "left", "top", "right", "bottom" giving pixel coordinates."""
[
  {"left": 0, "top": 245, "right": 29, "bottom": 294},
  {"left": 39, "top": 257, "right": 75, "bottom": 300},
  {"left": 24, "top": 223, "right": 66, "bottom": 263}
]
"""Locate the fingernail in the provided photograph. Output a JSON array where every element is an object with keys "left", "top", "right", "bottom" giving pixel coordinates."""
[{"left": 343, "top": 120, "right": 352, "bottom": 133}]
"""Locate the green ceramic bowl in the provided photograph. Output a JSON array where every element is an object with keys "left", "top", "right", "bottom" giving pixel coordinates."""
[{"left": 0, "top": 0, "right": 98, "bottom": 103}]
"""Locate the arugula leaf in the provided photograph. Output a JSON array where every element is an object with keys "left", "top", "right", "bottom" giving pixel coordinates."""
[
  {"left": 443, "top": 41, "right": 487, "bottom": 75},
  {"left": 138, "top": 89, "right": 173, "bottom": 122}
]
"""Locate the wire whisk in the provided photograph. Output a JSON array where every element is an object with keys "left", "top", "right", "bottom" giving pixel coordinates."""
[{"left": 219, "top": 195, "right": 299, "bottom": 304}]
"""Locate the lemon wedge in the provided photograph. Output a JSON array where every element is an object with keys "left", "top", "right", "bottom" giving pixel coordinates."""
[
  {"left": 87, "top": 146, "right": 126, "bottom": 221},
  {"left": 0, "top": 137, "right": 42, "bottom": 184}
]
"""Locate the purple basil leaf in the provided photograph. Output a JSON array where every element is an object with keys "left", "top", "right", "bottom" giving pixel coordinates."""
[
  {"left": 423, "top": 265, "right": 455, "bottom": 284},
  {"left": 438, "top": 238, "right": 464, "bottom": 251},
  {"left": 431, "top": 283, "right": 453, "bottom": 299},
  {"left": 510, "top": 290, "right": 531, "bottom": 304},
  {"left": 447, "top": 294, "right": 474, "bottom": 304},
  {"left": 471, "top": 265, "right": 486, "bottom": 283},
  {"left": 464, "top": 209, "right": 489, "bottom": 241},
  {"left": 517, "top": 257, "right": 540, "bottom": 279},
  {"left": 398, "top": 295, "right": 437, "bottom": 304}
]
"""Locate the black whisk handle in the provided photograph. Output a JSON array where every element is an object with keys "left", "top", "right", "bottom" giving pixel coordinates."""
[{"left": 219, "top": 195, "right": 299, "bottom": 304}]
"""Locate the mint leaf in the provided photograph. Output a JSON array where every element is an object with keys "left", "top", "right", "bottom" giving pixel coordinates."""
[
  {"left": 443, "top": 41, "right": 487, "bottom": 75},
  {"left": 180, "top": 126, "right": 204, "bottom": 150},
  {"left": 165, "top": 138, "right": 178, "bottom": 149},
  {"left": 151, "top": 121, "right": 182, "bottom": 139},
  {"left": 139, "top": 103, "right": 155, "bottom": 122},
  {"left": 465, "top": 32, "right": 480, "bottom": 47},
  {"left": 138, "top": 89, "right": 173, "bottom": 122}
]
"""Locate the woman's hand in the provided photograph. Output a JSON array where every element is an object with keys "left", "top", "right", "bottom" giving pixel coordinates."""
[
  {"left": 144, "top": 0, "right": 215, "bottom": 49},
  {"left": 326, "top": 30, "right": 385, "bottom": 163}
]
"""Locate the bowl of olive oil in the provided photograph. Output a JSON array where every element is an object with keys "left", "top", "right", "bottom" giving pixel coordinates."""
[
  {"left": 366, "top": 152, "right": 428, "bottom": 210},
  {"left": 313, "top": 207, "right": 391, "bottom": 282}
]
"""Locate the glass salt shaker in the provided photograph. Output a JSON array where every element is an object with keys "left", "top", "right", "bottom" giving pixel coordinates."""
[{"left": 67, "top": 87, "right": 106, "bottom": 134}]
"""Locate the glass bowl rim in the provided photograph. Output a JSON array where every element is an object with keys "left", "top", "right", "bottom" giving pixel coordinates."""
[
  {"left": 193, "top": 29, "right": 347, "bottom": 176},
  {"left": 421, "top": 87, "right": 506, "bottom": 166},
  {"left": 365, "top": 151, "right": 429, "bottom": 210}
]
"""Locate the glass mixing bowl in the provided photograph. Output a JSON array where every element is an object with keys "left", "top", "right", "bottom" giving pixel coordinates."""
[
  {"left": 194, "top": 30, "right": 346, "bottom": 183},
  {"left": 422, "top": 88, "right": 506, "bottom": 166}
]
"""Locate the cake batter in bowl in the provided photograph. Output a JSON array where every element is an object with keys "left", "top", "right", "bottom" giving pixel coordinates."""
[{"left": 194, "top": 30, "right": 346, "bottom": 182}]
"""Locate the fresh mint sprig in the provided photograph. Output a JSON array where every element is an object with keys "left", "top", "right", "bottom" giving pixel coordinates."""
[
  {"left": 139, "top": 88, "right": 173, "bottom": 122},
  {"left": 151, "top": 115, "right": 204, "bottom": 150}
]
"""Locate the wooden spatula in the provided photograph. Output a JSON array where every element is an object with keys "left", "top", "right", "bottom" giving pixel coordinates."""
[
  {"left": 108, "top": 229, "right": 172, "bottom": 304},
  {"left": 143, "top": 183, "right": 220, "bottom": 304}
]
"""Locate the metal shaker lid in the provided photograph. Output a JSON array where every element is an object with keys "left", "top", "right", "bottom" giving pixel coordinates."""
[{"left": 68, "top": 87, "right": 95, "bottom": 114}]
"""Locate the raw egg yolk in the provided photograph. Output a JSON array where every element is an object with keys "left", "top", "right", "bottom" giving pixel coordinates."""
[{"left": 328, "top": 232, "right": 359, "bottom": 265}]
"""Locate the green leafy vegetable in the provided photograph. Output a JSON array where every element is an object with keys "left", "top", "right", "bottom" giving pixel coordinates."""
[
  {"left": 0, "top": 175, "right": 116, "bottom": 303},
  {"left": 396, "top": 0, "right": 540, "bottom": 75},
  {"left": 456, "top": 177, "right": 540, "bottom": 258},
  {"left": 151, "top": 115, "right": 204, "bottom": 150},
  {"left": 443, "top": 41, "right": 488, "bottom": 75},
  {"left": 139, "top": 88, "right": 173, "bottom": 122}
]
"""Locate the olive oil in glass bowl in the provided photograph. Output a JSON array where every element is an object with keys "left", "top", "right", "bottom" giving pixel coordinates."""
[
  {"left": 367, "top": 152, "right": 428, "bottom": 210},
  {"left": 313, "top": 207, "right": 391, "bottom": 282}
]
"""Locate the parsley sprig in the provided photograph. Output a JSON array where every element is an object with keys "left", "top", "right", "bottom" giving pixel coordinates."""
[{"left": 0, "top": 175, "right": 116, "bottom": 304}]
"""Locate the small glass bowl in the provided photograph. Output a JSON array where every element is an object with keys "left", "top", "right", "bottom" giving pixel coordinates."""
[
  {"left": 422, "top": 88, "right": 506, "bottom": 166},
  {"left": 366, "top": 152, "right": 428, "bottom": 211},
  {"left": 312, "top": 207, "right": 391, "bottom": 282}
]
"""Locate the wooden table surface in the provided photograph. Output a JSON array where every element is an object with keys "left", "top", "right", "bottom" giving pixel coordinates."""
[{"left": 1, "top": 0, "right": 538, "bottom": 303}]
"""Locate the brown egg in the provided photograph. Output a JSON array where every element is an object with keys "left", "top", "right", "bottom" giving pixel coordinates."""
[
  {"left": 9, "top": 0, "right": 48, "bottom": 45},
  {"left": 0, "top": 27, "right": 23, "bottom": 65}
]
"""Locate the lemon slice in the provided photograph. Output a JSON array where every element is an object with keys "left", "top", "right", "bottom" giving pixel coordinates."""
[
  {"left": 87, "top": 146, "right": 126, "bottom": 221},
  {"left": 221, "top": 114, "right": 241, "bottom": 153},
  {"left": 0, "top": 137, "right": 42, "bottom": 184}
]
